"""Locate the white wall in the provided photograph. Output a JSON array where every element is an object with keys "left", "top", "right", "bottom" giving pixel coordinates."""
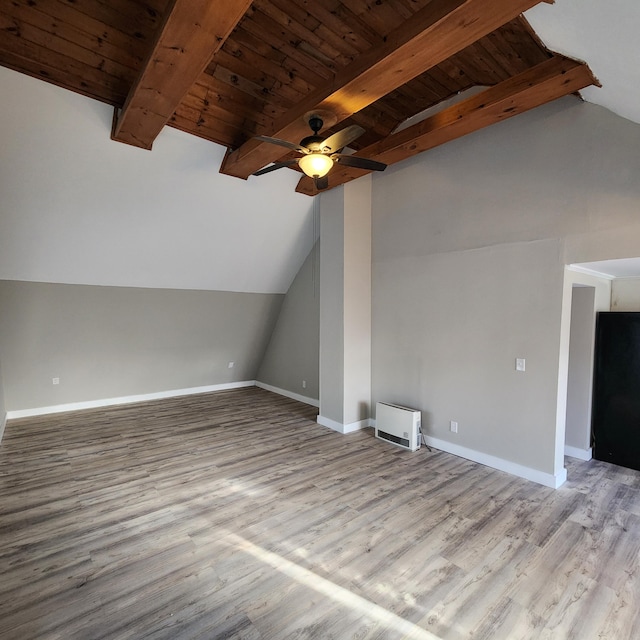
[
  {"left": 0, "top": 280, "right": 282, "bottom": 412},
  {"left": 318, "top": 188, "right": 345, "bottom": 425},
  {"left": 0, "top": 66, "right": 313, "bottom": 295},
  {"left": 342, "top": 178, "right": 372, "bottom": 426},
  {"left": 318, "top": 178, "right": 372, "bottom": 431},
  {"left": 373, "top": 239, "right": 564, "bottom": 476},
  {"left": 257, "top": 244, "right": 320, "bottom": 403},
  {"left": 372, "top": 95, "right": 640, "bottom": 485},
  {"left": 611, "top": 278, "right": 640, "bottom": 310}
]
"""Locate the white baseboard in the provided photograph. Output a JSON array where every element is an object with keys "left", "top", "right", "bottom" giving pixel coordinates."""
[
  {"left": 255, "top": 381, "right": 319, "bottom": 408},
  {"left": 0, "top": 411, "right": 6, "bottom": 444},
  {"left": 5, "top": 381, "right": 256, "bottom": 420},
  {"left": 564, "top": 445, "right": 593, "bottom": 461},
  {"left": 424, "top": 436, "right": 567, "bottom": 489},
  {"left": 317, "top": 414, "right": 369, "bottom": 434}
]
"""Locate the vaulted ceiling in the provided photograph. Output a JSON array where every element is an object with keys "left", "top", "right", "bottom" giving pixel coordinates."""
[{"left": 0, "top": 0, "right": 600, "bottom": 195}]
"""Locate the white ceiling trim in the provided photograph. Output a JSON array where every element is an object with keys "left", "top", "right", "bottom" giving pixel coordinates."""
[{"left": 570, "top": 259, "right": 640, "bottom": 279}]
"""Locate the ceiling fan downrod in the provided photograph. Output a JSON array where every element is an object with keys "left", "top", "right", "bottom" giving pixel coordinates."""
[{"left": 308, "top": 116, "right": 323, "bottom": 135}]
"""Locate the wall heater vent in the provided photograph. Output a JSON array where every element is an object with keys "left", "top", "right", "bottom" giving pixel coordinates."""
[{"left": 375, "top": 402, "right": 421, "bottom": 452}]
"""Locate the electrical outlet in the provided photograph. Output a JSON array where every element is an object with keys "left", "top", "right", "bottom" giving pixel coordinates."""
[
  {"left": 302, "top": 380, "right": 307, "bottom": 389},
  {"left": 516, "top": 358, "right": 526, "bottom": 372},
  {"left": 52, "top": 377, "right": 60, "bottom": 385},
  {"left": 228, "top": 361, "right": 234, "bottom": 369},
  {"left": 450, "top": 420, "right": 458, "bottom": 433}
]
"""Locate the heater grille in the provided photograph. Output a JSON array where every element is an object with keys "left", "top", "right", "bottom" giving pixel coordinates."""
[{"left": 376, "top": 429, "right": 410, "bottom": 449}]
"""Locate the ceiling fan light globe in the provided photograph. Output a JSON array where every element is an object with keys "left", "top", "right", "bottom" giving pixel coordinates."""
[{"left": 298, "top": 153, "right": 333, "bottom": 178}]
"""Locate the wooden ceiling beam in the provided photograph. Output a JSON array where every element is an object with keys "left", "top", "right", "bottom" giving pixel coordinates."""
[
  {"left": 111, "top": 0, "right": 252, "bottom": 150},
  {"left": 296, "top": 55, "right": 597, "bottom": 195},
  {"left": 220, "top": 0, "right": 550, "bottom": 180}
]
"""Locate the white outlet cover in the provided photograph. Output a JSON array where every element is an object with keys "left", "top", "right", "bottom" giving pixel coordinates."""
[
  {"left": 516, "top": 358, "right": 526, "bottom": 372},
  {"left": 52, "top": 377, "right": 60, "bottom": 385},
  {"left": 228, "top": 361, "right": 234, "bottom": 368}
]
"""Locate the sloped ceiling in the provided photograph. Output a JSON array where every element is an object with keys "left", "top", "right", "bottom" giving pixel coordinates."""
[
  {"left": 528, "top": 0, "right": 640, "bottom": 278},
  {"left": 0, "top": 66, "right": 314, "bottom": 294},
  {"left": 526, "top": 0, "right": 640, "bottom": 125}
]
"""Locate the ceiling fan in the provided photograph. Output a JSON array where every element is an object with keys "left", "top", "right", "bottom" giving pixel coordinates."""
[{"left": 252, "top": 115, "right": 387, "bottom": 190}]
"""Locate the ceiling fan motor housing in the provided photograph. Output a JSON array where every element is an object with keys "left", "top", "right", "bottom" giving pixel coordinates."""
[{"left": 299, "top": 135, "right": 325, "bottom": 151}]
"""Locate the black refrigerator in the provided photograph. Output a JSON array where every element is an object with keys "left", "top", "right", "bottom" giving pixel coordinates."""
[{"left": 592, "top": 312, "right": 640, "bottom": 471}]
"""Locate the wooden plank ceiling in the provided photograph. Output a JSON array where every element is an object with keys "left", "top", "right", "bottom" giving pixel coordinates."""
[{"left": 0, "top": 0, "right": 598, "bottom": 195}]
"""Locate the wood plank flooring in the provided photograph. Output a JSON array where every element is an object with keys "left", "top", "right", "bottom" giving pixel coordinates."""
[{"left": 1, "top": 387, "right": 639, "bottom": 639}]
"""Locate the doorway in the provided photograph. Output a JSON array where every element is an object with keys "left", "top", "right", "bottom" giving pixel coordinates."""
[
  {"left": 565, "top": 285, "right": 596, "bottom": 459},
  {"left": 557, "top": 268, "right": 611, "bottom": 481}
]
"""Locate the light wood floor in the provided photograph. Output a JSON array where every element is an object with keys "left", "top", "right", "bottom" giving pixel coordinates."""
[{"left": 1, "top": 388, "right": 639, "bottom": 640}]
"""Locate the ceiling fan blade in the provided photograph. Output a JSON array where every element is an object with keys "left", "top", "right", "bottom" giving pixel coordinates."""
[
  {"left": 253, "top": 159, "right": 299, "bottom": 176},
  {"left": 320, "top": 125, "right": 365, "bottom": 153},
  {"left": 314, "top": 175, "right": 329, "bottom": 191},
  {"left": 254, "top": 135, "right": 308, "bottom": 154},
  {"left": 334, "top": 155, "right": 387, "bottom": 172}
]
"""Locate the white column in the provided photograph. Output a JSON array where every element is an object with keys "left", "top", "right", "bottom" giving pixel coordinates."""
[{"left": 317, "top": 176, "right": 372, "bottom": 433}]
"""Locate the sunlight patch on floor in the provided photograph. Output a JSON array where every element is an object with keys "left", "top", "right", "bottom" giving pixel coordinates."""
[{"left": 226, "top": 532, "right": 442, "bottom": 639}]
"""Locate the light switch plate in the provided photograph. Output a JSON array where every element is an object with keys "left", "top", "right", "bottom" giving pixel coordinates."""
[{"left": 516, "top": 358, "right": 526, "bottom": 372}]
